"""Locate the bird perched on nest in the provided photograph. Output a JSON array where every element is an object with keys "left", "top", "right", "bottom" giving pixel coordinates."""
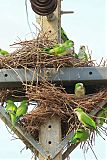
[
  {"left": 6, "top": 100, "right": 17, "bottom": 126},
  {"left": 74, "top": 107, "right": 104, "bottom": 138},
  {"left": 0, "top": 48, "right": 9, "bottom": 56},
  {"left": 61, "top": 28, "right": 78, "bottom": 58},
  {"left": 78, "top": 45, "right": 88, "bottom": 61},
  {"left": 74, "top": 83, "right": 85, "bottom": 98},
  {"left": 70, "top": 128, "right": 89, "bottom": 144},
  {"left": 43, "top": 40, "right": 74, "bottom": 56},
  {"left": 74, "top": 107, "right": 96, "bottom": 129}
]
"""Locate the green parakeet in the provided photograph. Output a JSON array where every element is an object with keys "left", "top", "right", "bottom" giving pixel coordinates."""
[
  {"left": 61, "top": 27, "right": 69, "bottom": 42},
  {"left": 74, "top": 107, "right": 96, "bottom": 129},
  {"left": 16, "top": 100, "right": 28, "bottom": 118},
  {"left": 74, "top": 83, "right": 85, "bottom": 98},
  {"left": 96, "top": 105, "right": 107, "bottom": 126},
  {"left": 74, "top": 107, "right": 104, "bottom": 139},
  {"left": 0, "top": 48, "right": 9, "bottom": 56},
  {"left": 6, "top": 100, "right": 17, "bottom": 114},
  {"left": 6, "top": 100, "right": 17, "bottom": 126},
  {"left": 43, "top": 40, "right": 74, "bottom": 56},
  {"left": 78, "top": 46, "right": 88, "bottom": 61},
  {"left": 71, "top": 128, "right": 89, "bottom": 144}
]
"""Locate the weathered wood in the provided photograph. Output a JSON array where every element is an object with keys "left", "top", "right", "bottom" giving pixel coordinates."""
[
  {"left": 36, "top": 0, "right": 61, "bottom": 42},
  {"left": 39, "top": 116, "right": 62, "bottom": 160}
]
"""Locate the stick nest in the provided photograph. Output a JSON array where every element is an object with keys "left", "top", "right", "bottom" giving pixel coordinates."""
[
  {"left": 19, "top": 82, "right": 107, "bottom": 141},
  {"left": 0, "top": 33, "right": 94, "bottom": 69},
  {"left": 0, "top": 32, "right": 106, "bottom": 144}
]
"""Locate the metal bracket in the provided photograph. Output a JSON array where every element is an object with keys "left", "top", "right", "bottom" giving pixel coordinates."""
[
  {"left": 61, "top": 11, "right": 74, "bottom": 15},
  {"left": 0, "top": 67, "right": 107, "bottom": 89}
]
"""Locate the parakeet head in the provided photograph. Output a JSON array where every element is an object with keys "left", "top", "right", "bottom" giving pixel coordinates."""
[
  {"left": 6, "top": 100, "right": 14, "bottom": 104},
  {"left": 74, "top": 107, "right": 83, "bottom": 113},
  {"left": 79, "top": 45, "right": 86, "bottom": 51},
  {"left": 75, "top": 83, "right": 84, "bottom": 89}
]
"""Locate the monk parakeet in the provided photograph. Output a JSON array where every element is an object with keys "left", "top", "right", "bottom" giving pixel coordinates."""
[
  {"left": 78, "top": 46, "right": 88, "bottom": 61},
  {"left": 96, "top": 105, "right": 107, "bottom": 126},
  {"left": 74, "top": 107, "right": 104, "bottom": 139},
  {"left": 6, "top": 100, "right": 17, "bottom": 126},
  {"left": 70, "top": 128, "right": 89, "bottom": 144},
  {"left": 74, "top": 107, "right": 96, "bottom": 129},
  {"left": 6, "top": 100, "right": 17, "bottom": 114},
  {"left": 43, "top": 40, "right": 74, "bottom": 56},
  {"left": 0, "top": 48, "right": 9, "bottom": 56},
  {"left": 16, "top": 100, "right": 28, "bottom": 118},
  {"left": 74, "top": 83, "right": 85, "bottom": 98},
  {"left": 61, "top": 27, "right": 69, "bottom": 42}
]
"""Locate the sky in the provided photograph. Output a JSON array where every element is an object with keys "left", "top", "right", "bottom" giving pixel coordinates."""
[{"left": 0, "top": 0, "right": 106, "bottom": 160}]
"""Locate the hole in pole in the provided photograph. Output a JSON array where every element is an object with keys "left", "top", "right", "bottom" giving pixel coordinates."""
[
  {"left": 48, "top": 141, "right": 52, "bottom": 144},
  {"left": 4, "top": 74, "right": 8, "bottom": 77},
  {"left": 48, "top": 125, "right": 51, "bottom": 128},
  {"left": 89, "top": 71, "right": 92, "bottom": 75}
]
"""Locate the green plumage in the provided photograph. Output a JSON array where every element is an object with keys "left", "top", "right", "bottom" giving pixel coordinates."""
[
  {"left": 16, "top": 100, "right": 28, "bottom": 118},
  {"left": 71, "top": 128, "right": 89, "bottom": 144},
  {"left": 6, "top": 100, "right": 17, "bottom": 126},
  {"left": 6, "top": 100, "right": 17, "bottom": 114},
  {"left": 74, "top": 83, "right": 85, "bottom": 98},
  {"left": 10, "top": 113, "right": 17, "bottom": 126},
  {"left": 78, "top": 46, "right": 88, "bottom": 61},
  {"left": 74, "top": 107, "right": 96, "bottom": 129},
  {"left": 0, "top": 48, "right": 9, "bottom": 56},
  {"left": 43, "top": 40, "right": 74, "bottom": 56},
  {"left": 61, "top": 27, "right": 69, "bottom": 42}
]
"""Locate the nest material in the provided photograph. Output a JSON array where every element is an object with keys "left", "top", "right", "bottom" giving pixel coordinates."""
[
  {"left": 0, "top": 34, "right": 94, "bottom": 69},
  {"left": 19, "top": 82, "right": 107, "bottom": 140},
  {"left": 0, "top": 32, "right": 106, "bottom": 145}
]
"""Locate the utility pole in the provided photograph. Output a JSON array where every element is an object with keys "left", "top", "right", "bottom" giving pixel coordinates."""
[
  {"left": 36, "top": 0, "right": 61, "bottom": 43},
  {"left": 0, "top": 1, "right": 106, "bottom": 160},
  {"left": 31, "top": 1, "right": 72, "bottom": 160},
  {"left": 36, "top": 2, "right": 62, "bottom": 159}
]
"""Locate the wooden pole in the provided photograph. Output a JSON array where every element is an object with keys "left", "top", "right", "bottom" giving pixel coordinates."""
[
  {"left": 37, "top": 1, "right": 62, "bottom": 159},
  {"left": 36, "top": 0, "right": 61, "bottom": 43},
  {"left": 39, "top": 116, "right": 62, "bottom": 160}
]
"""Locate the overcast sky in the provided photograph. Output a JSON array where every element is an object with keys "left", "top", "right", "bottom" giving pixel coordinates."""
[{"left": 0, "top": 0, "right": 106, "bottom": 160}]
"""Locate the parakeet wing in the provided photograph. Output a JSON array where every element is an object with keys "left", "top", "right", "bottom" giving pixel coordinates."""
[
  {"left": 80, "top": 111, "right": 96, "bottom": 129},
  {"left": 16, "top": 100, "right": 28, "bottom": 117}
]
